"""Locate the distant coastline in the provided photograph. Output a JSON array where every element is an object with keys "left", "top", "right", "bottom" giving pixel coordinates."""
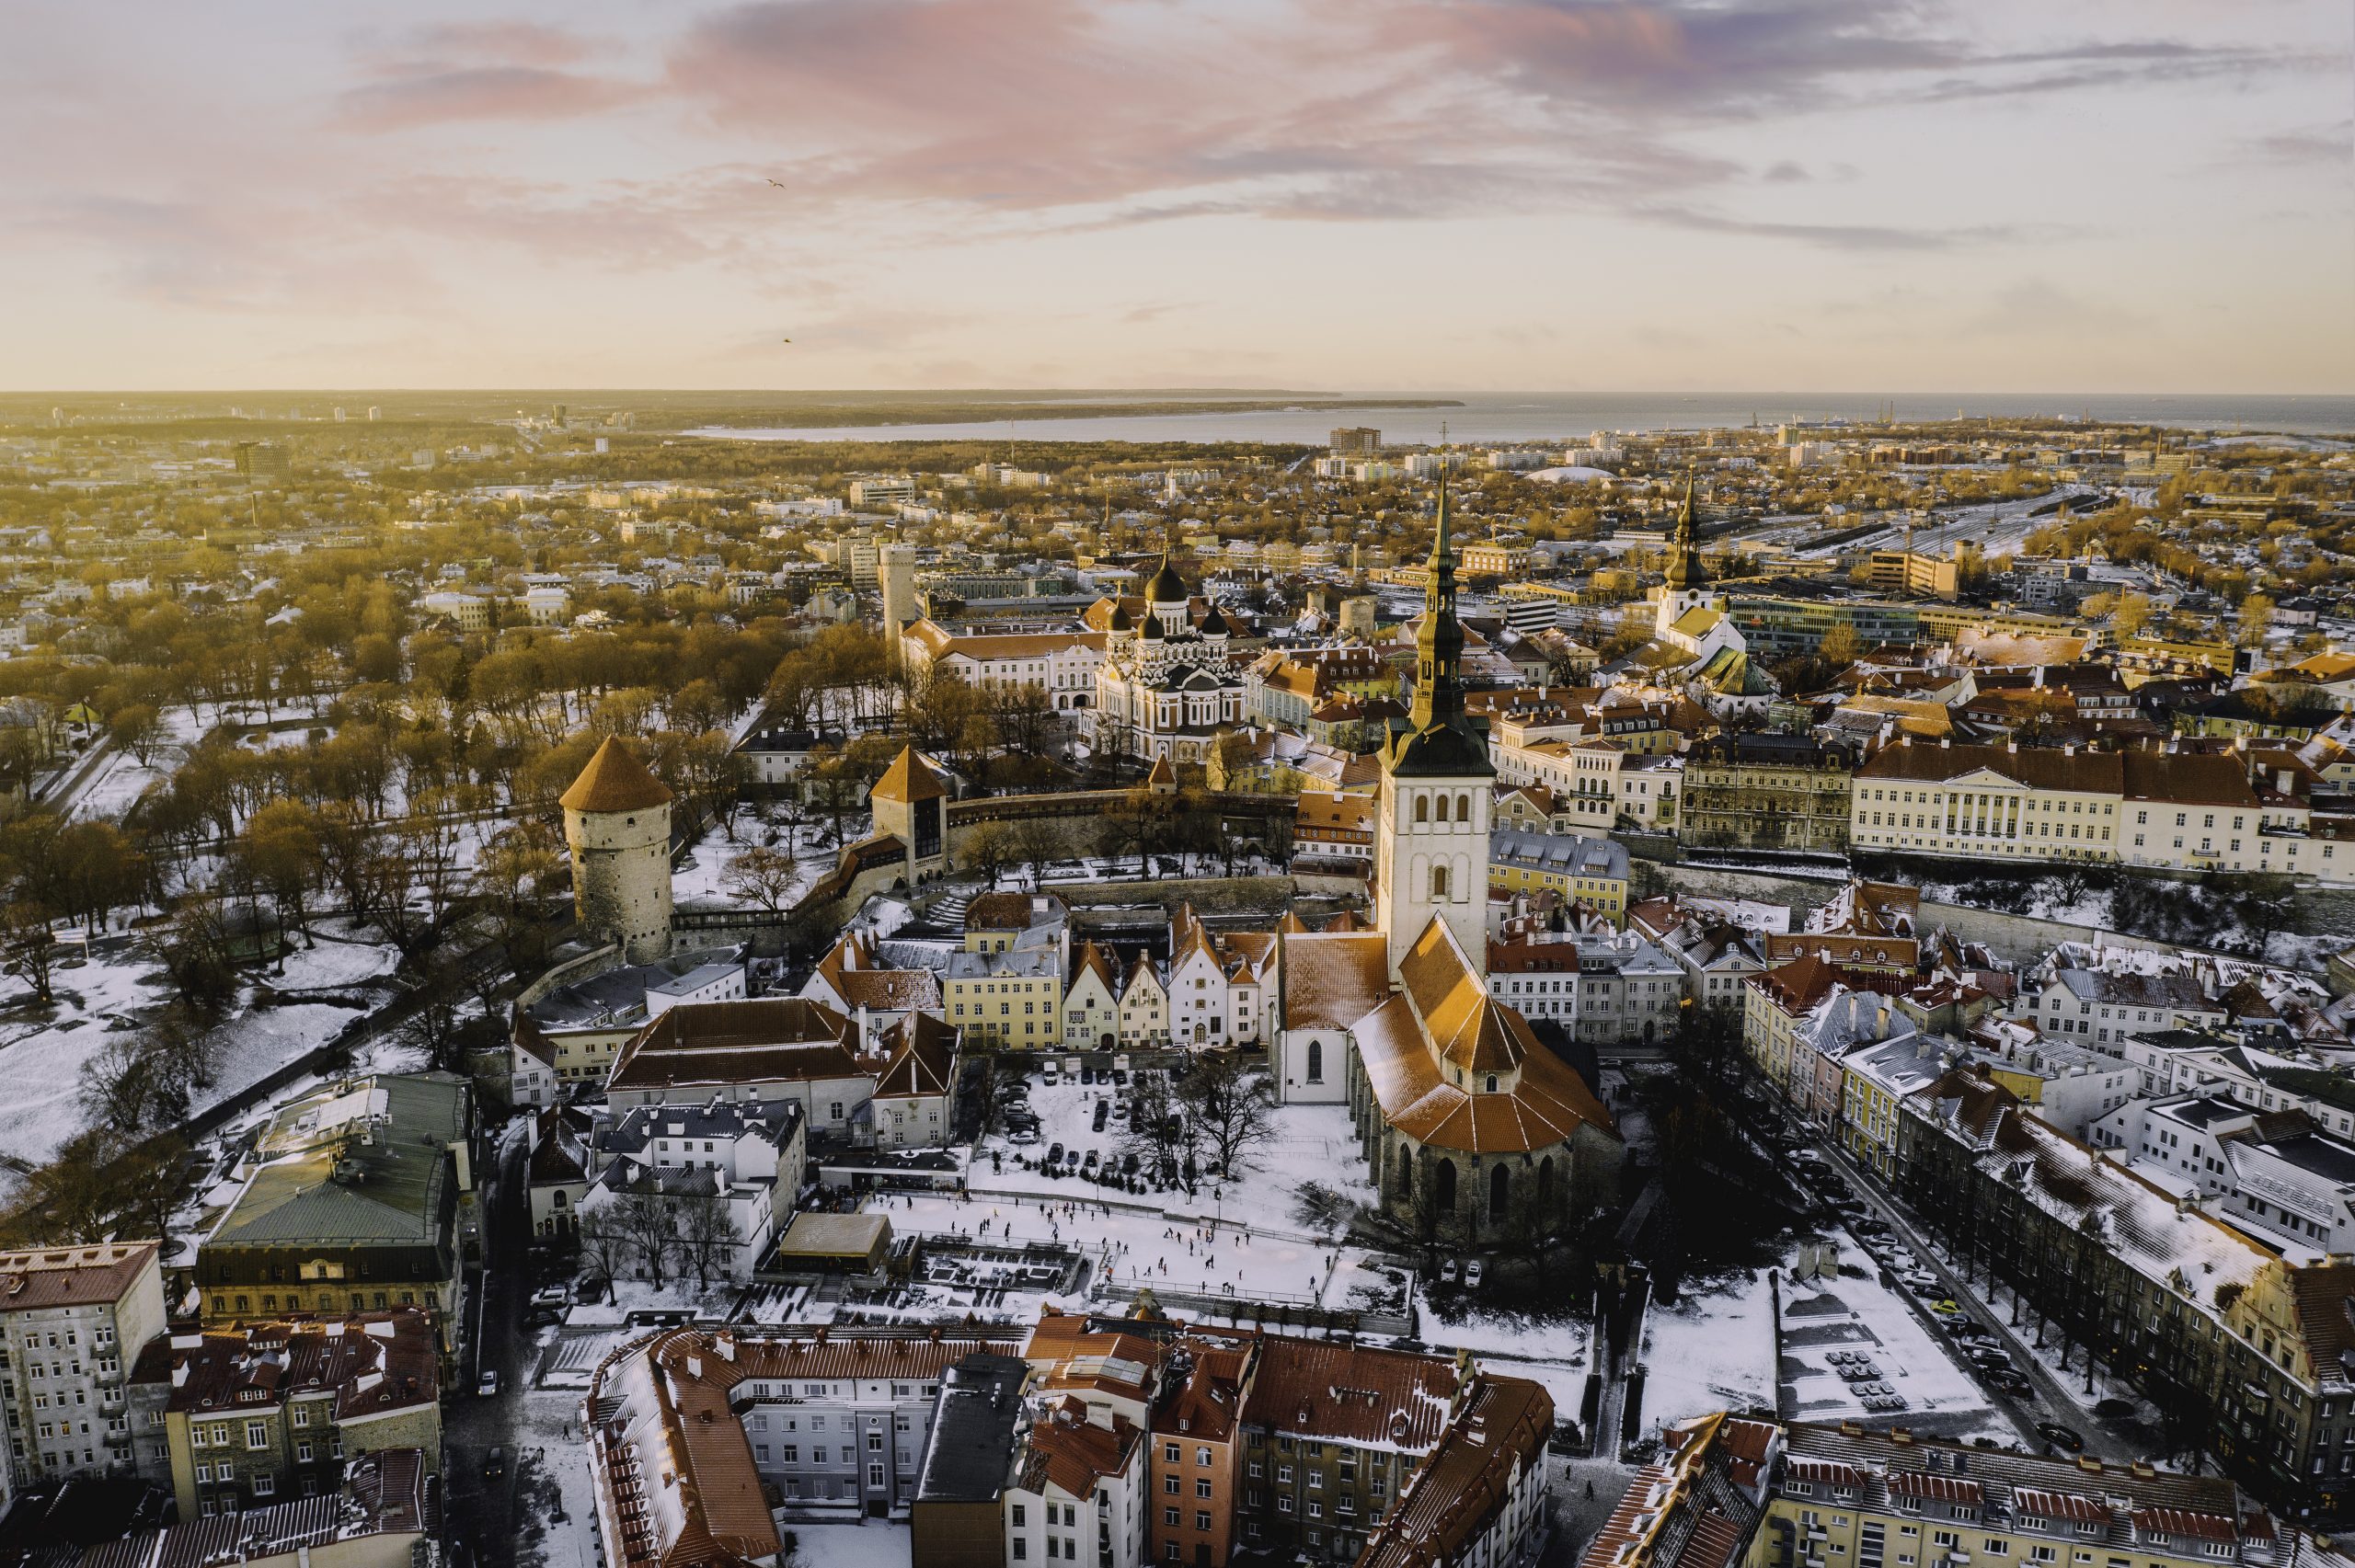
[
  {"left": 694, "top": 390, "right": 2355, "bottom": 446},
  {"left": 680, "top": 395, "right": 1463, "bottom": 432}
]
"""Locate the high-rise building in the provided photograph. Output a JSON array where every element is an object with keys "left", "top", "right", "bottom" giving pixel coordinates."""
[{"left": 1329, "top": 426, "right": 1383, "bottom": 454}]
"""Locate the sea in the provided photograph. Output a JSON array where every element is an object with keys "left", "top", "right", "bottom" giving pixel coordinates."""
[{"left": 690, "top": 391, "right": 2355, "bottom": 446}]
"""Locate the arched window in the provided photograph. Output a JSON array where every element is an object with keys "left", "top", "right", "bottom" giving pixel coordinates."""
[
  {"left": 1434, "top": 1159, "right": 1457, "bottom": 1214},
  {"left": 1415, "top": 794, "right": 1430, "bottom": 824},
  {"left": 1457, "top": 793, "right": 1471, "bottom": 822},
  {"left": 1306, "top": 1038, "right": 1324, "bottom": 1084},
  {"left": 1485, "top": 1074, "right": 1498, "bottom": 1093},
  {"left": 1431, "top": 864, "right": 1450, "bottom": 899},
  {"left": 1489, "top": 1162, "right": 1511, "bottom": 1223}
]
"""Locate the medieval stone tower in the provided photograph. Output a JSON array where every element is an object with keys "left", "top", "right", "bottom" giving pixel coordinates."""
[{"left": 561, "top": 737, "right": 674, "bottom": 963}]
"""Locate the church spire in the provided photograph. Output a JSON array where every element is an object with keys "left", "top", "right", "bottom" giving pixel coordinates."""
[
  {"left": 1410, "top": 470, "right": 1465, "bottom": 732},
  {"left": 1662, "top": 470, "right": 1708, "bottom": 591}
]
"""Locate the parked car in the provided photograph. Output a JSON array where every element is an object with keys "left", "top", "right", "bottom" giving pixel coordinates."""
[
  {"left": 1010, "top": 1128, "right": 1040, "bottom": 1146},
  {"left": 2035, "top": 1422, "right": 2085, "bottom": 1453},
  {"left": 1083, "top": 1150, "right": 1099, "bottom": 1170},
  {"left": 1901, "top": 1271, "right": 1942, "bottom": 1293},
  {"left": 1987, "top": 1371, "right": 2035, "bottom": 1399},
  {"left": 1047, "top": 1141, "right": 1064, "bottom": 1164},
  {"left": 1042, "top": 1068, "right": 1060, "bottom": 1086},
  {"left": 1438, "top": 1258, "right": 1459, "bottom": 1285},
  {"left": 1464, "top": 1259, "right": 1486, "bottom": 1289},
  {"left": 477, "top": 1370, "right": 500, "bottom": 1399},
  {"left": 1121, "top": 1152, "right": 1140, "bottom": 1174},
  {"left": 1113, "top": 1069, "right": 1130, "bottom": 1085}
]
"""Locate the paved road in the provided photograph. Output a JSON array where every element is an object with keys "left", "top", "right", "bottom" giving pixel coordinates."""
[
  {"left": 1808, "top": 1139, "right": 2132, "bottom": 1464},
  {"left": 442, "top": 1131, "right": 533, "bottom": 1567}
]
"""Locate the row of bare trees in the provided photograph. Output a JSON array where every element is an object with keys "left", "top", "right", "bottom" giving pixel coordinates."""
[{"left": 576, "top": 1186, "right": 739, "bottom": 1292}]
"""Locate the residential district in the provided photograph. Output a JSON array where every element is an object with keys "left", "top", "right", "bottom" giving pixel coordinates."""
[{"left": 9, "top": 400, "right": 2355, "bottom": 1568}]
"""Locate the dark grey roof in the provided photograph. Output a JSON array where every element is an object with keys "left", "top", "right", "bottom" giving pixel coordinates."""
[
  {"left": 597, "top": 1099, "right": 804, "bottom": 1161},
  {"left": 915, "top": 1352, "right": 1029, "bottom": 1504}
]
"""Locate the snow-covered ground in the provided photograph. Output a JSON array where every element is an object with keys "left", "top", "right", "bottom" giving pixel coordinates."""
[
  {"left": 1637, "top": 1265, "right": 1776, "bottom": 1431},
  {"left": 671, "top": 818, "right": 836, "bottom": 909},
  {"left": 971, "top": 1081, "right": 1376, "bottom": 1220},
  {"left": 263, "top": 924, "right": 403, "bottom": 991},
  {"left": 1780, "top": 1256, "right": 1997, "bottom": 1429},
  {"left": 0, "top": 922, "right": 400, "bottom": 1196},
  {"left": 784, "top": 1521, "right": 912, "bottom": 1568},
  {"left": 876, "top": 1189, "right": 1361, "bottom": 1307}
]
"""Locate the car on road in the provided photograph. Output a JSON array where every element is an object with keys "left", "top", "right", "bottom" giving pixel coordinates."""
[
  {"left": 2035, "top": 1422, "right": 2085, "bottom": 1453},
  {"left": 483, "top": 1446, "right": 506, "bottom": 1480},
  {"left": 477, "top": 1370, "right": 500, "bottom": 1398},
  {"left": 1093, "top": 1102, "right": 1109, "bottom": 1132}
]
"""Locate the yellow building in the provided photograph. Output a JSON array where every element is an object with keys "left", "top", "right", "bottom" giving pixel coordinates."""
[
  {"left": 1486, "top": 829, "right": 1628, "bottom": 924},
  {"left": 943, "top": 942, "right": 1063, "bottom": 1050},
  {"left": 141, "top": 1313, "right": 441, "bottom": 1520},
  {"left": 1742, "top": 1422, "right": 2268, "bottom": 1568}
]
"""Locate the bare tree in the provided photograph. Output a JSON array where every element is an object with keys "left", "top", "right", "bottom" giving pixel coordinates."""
[
  {"left": 722, "top": 845, "right": 804, "bottom": 913},
  {"left": 1121, "top": 1071, "right": 1198, "bottom": 1191},
  {"left": 679, "top": 1189, "right": 737, "bottom": 1289},
  {"left": 1179, "top": 1055, "right": 1278, "bottom": 1180},
  {"left": 577, "top": 1203, "right": 630, "bottom": 1299},
  {"left": 0, "top": 900, "right": 61, "bottom": 1006},
  {"left": 617, "top": 1187, "right": 678, "bottom": 1288},
  {"left": 1010, "top": 816, "right": 1069, "bottom": 890},
  {"left": 965, "top": 820, "right": 1014, "bottom": 889}
]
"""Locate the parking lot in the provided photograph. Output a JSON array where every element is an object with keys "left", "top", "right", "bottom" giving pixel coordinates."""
[{"left": 1786, "top": 1143, "right": 2110, "bottom": 1459}]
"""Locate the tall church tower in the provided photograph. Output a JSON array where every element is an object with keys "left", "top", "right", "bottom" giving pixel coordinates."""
[
  {"left": 1375, "top": 475, "right": 1495, "bottom": 981},
  {"left": 1654, "top": 475, "right": 1714, "bottom": 637}
]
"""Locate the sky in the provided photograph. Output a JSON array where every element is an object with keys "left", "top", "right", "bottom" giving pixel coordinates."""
[{"left": 4, "top": 0, "right": 2351, "bottom": 394}]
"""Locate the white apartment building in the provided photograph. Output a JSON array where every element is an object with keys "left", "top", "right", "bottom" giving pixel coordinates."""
[
  {"left": 1006, "top": 1404, "right": 1147, "bottom": 1568},
  {"left": 2022, "top": 966, "right": 2226, "bottom": 1050},
  {"left": 0, "top": 1242, "right": 167, "bottom": 1489},
  {"left": 1484, "top": 930, "right": 1682, "bottom": 1046}
]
